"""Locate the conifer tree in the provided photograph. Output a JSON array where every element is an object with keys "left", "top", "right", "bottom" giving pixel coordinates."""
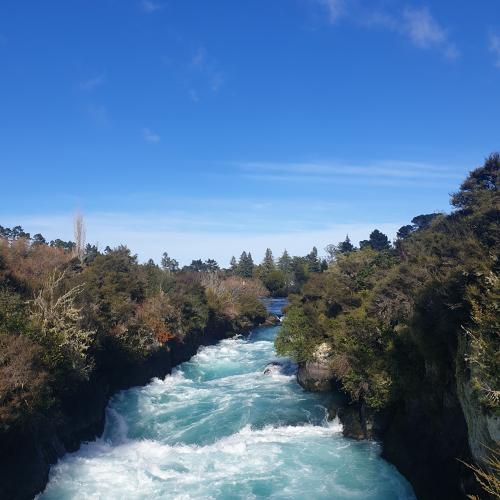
[
  {"left": 278, "top": 249, "right": 293, "bottom": 273},
  {"left": 230, "top": 256, "right": 237, "bottom": 272},
  {"left": 262, "top": 248, "right": 275, "bottom": 272},
  {"left": 306, "top": 246, "right": 321, "bottom": 273}
]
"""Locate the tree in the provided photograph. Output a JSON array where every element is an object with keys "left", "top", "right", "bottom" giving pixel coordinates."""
[
  {"left": 338, "top": 235, "right": 354, "bottom": 254},
  {"left": 185, "top": 259, "right": 205, "bottom": 272},
  {"left": 327, "top": 235, "right": 355, "bottom": 259},
  {"left": 411, "top": 213, "right": 440, "bottom": 231},
  {"left": 306, "top": 246, "right": 321, "bottom": 273},
  {"left": 161, "top": 252, "right": 179, "bottom": 274},
  {"left": 278, "top": 250, "right": 293, "bottom": 273},
  {"left": 30, "top": 271, "right": 96, "bottom": 379},
  {"left": 0, "top": 226, "right": 11, "bottom": 239},
  {"left": 204, "top": 259, "right": 219, "bottom": 273},
  {"left": 261, "top": 270, "right": 285, "bottom": 296},
  {"left": 451, "top": 153, "right": 499, "bottom": 210},
  {"left": 10, "top": 226, "right": 30, "bottom": 240},
  {"left": 360, "top": 230, "right": 391, "bottom": 251},
  {"left": 230, "top": 256, "right": 237, "bottom": 272},
  {"left": 237, "top": 251, "right": 254, "bottom": 278},
  {"left": 83, "top": 244, "right": 99, "bottom": 265},
  {"left": 397, "top": 225, "right": 414, "bottom": 240},
  {"left": 31, "top": 233, "right": 47, "bottom": 246},
  {"left": 261, "top": 248, "right": 275, "bottom": 273},
  {"left": 50, "top": 239, "right": 75, "bottom": 251}
]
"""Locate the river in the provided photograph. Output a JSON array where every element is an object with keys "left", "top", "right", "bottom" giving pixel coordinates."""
[{"left": 40, "top": 298, "right": 415, "bottom": 499}]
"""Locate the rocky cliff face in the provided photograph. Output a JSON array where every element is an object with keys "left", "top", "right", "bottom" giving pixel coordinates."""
[
  {"left": 456, "top": 335, "right": 499, "bottom": 468},
  {"left": 0, "top": 317, "right": 247, "bottom": 500},
  {"left": 296, "top": 356, "right": 489, "bottom": 499}
]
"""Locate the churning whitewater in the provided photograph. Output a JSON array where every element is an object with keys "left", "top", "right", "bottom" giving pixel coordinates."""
[{"left": 40, "top": 299, "right": 415, "bottom": 499}]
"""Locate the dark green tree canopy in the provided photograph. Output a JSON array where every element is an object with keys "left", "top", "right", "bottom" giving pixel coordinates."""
[
  {"left": 278, "top": 250, "right": 292, "bottom": 273},
  {"left": 451, "top": 153, "right": 499, "bottom": 210},
  {"left": 397, "top": 225, "right": 414, "bottom": 240},
  {"left": 261, "top": 248, "right": 275, "bottom": 272},
  {"left": 337, "top": 235, "right": 354, "bottom": 254},
  {"left": 230, "top": 256, "right": 237, "bottom": 271},
  {"left": 306, "top": 247, "right": 321, "bottom": 273},
  {"left": 360, "top": 229, "right": 391, "bottom": 251},
  {"left": 0, "top": 225, "right": 31, "bottom": 240},
  {"left": 411, "top": 213, "right": 440, "bottom": 231},
  {"left": 50, "top": 238, "right": 75, "bottom": 251},
  {"left": 237, "top": 251, "right": 254, "bottom": 278},
  {"left": 31, "top": 233, "right": 47, "bottom": 246}
]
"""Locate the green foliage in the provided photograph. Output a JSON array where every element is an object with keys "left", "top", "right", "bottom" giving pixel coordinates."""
[
  {"left": 276, "top": 154, "right": 500, "bottom": 416},
  {"left": 0, "top": 236, "right": 270, "bottom": 432},
  {"left": 306, "top": 246, "right": 321, "bottom": 273},
  {"left": 275, "top": 307, "right": 317, "bottom": 362},
  {"left": 30, "top": 271, "right": 96, "bottom": 380},
  {"left": 0, "top": 288, "right": 28, "bottom": 334},
  {"left": 451, "top": 152, "right": 499, "bottom": 211},
  {"left": 161, "top": 252, "right": 179, "bottom": 273},
  {"left": 261, "top": 270, "right": 287, "bottom": 296},
  {"left": 360, "top": 229, "right": 391, "bottom": 251},
  {"left": 277, "top": 250, "right": 292, "bottom": 273},
  {"left": 237, "top": 251, "right": 254, "bottom": 278}
]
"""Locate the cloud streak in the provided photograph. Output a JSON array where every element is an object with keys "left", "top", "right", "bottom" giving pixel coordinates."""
[
  {"left": 317, "top": 0, "right": 346, "bottom": 24},
  {"left": 313, "top": 1, "right": 459, "bottom": 59},
  {"left": 400, "top": 7, "right": 458, "bottom": 59},
  {"left": 234, "top": 159, "right": 464, "bottom": 187},
  {"left": 78, "top": 74, "right": 106, "bottom": 91},
  {"left": 489, "top": 33, "right": 500, "bottom": 67},
  {"left": 140, "top": 0, "right": 161, "bottom": 13},
  {"left": 189, "top": 46, "right": 225, "bottom": 96},
  {"left": 142, "top": 127, "right": 161, "bottom": 143}
]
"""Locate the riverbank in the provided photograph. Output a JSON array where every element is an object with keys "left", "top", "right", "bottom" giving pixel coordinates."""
[
  {"left": 0, "top": 314, "right": 265, "bottom": 500},
  {"left": 295, "top": 359, "right": 485, "bottom": 499}
]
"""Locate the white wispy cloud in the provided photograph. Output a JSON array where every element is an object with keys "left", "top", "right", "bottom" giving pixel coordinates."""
[
  {"left": 142, "top": 128, "right": 161, "bottom": 143},
  {"left": 190, "top": 46, "right": 225, "bottom": 94},
  {"left": 210, "top": 73, "right": 224, "bottom": 92},
  {"left": 316, "top": 0, "right": 346, "bottom": 24},
  {"left": 140, "top": 0, "right": 161, "bottom": 13},
  {"left": 489, "top": 33, "right": 500, "bottom": 67},
  {"left": 400, "top": 7, "right": 459, "bottom": 59},
  {"left": 78, "top": 74, "right": 106, "bottom": 91},
  {"left": 234, "top": 159, "right": 464, "bottom": 186},
  {"left": 313, "top": 2, "right": 458, "bottom": 59}
]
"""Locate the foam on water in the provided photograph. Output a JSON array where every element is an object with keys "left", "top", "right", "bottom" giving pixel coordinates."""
[{"left": 40, "top": 299, "right": 415, "bottom": 500}]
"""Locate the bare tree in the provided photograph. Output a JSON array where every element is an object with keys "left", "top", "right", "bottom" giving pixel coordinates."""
[{"left": 73, "top": 213, "right": 86, "bottom": 261}]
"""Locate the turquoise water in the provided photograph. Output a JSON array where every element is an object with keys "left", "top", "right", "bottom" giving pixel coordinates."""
[{"left": 40, "top": 299, "right": 415, "bottom": 499}]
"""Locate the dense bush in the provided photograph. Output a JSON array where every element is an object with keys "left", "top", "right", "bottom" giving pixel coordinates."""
[
  {"left": 276, "top": 153, "right": 499, "bottom": 414},
  {"left": 0, "top": 238, "right": 269, "bottom": 433}
]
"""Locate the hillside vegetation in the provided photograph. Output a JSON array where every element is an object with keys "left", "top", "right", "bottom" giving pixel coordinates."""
[{"left": 0, "top": 241, "right": 268, "bottom": 435}]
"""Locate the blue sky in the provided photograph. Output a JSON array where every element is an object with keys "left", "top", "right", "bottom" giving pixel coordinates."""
[{"left": 1, "top": 0, "right": 499, "bottom": 265}]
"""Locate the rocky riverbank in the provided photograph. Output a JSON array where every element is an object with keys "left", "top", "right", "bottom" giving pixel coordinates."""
[{"left": 295, "top": 359, "right": 491, "bottom": 499}]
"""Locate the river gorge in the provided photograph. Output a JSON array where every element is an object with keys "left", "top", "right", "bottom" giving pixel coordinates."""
[{"left": 39, "top": 299, "right": 415, "bottom": 499}]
